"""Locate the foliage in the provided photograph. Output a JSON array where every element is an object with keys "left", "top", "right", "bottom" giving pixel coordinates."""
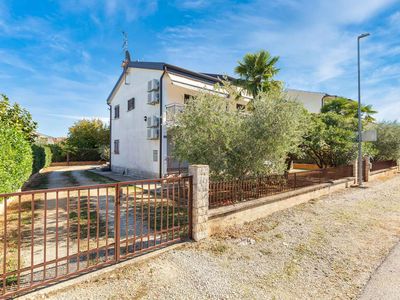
[
  {"left": 48, "top": 143, "right": 65, "bottom": 162},
  {"left": 169, "top": 86, "right": 308, "bottom": 179},
  {"left": 0, "top": 94, "right": 37, "bottom": 143},
  {"left": 0, "top": 120, "right": 33, "bottom": 194},
  {"left": 300, "top": 100, "right": 378, "bottom": 168},
  {"left": 234, "top": 50, "right": 281, "bottom": 98},
  {"left": 322, "top": 97, "right": 377, "bottom": 124},
  {"left": 373, "top": 121, "right": 400, "bottom": 161},
  {"left": 65, "top": 119, "right": 110, "bottom": 161},
  {"left": 98, "top": 145, "right": 110, "bottom": 161},
  {"left": 32, "top": 144, "right": 53, "bottom": 174},
  {"left": 67, "top": 119, "right": 110, "bottom": 149}
]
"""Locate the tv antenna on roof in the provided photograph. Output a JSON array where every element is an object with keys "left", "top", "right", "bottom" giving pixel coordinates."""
[
  {"left": 121, "top": 31, "right": 131, "bottom": 85},
  {"left": 122, "top": 31, "right": 128, "bottom": 53}
]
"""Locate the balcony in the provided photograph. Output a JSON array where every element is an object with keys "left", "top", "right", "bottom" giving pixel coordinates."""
[{"left": 165, "top": 103, "right": 185, "bottom": 126}]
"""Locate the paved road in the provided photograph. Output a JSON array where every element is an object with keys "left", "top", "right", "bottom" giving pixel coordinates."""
[{"left": 360, "top": 241, "right": 400, "bottom": 300}]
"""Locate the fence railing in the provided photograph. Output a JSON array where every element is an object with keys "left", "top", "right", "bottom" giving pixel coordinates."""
[
  {"left": 371, "top": 160, "right": 397, "bottom": 172},
  {"left": 209, "top": 165, "right": 354, "bottom": 208},
  {"left": 0, "top": 177, "right": 192, "bottom": 298}
]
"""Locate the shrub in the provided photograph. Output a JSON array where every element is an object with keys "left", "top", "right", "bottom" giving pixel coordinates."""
[
  {"left": 170, "top": 86, "right": 308, "bottom": 178},
  {"left": 373, "top": 121, "right": 400, "bottom": 161},
  {"left": 32, "top": 144, "right": 53, "bottom": 174},
  {"left": 48, "top": 143, "right": 65, "bottom": 162},
  {"left": 0, "top": 123, "right": 33, "bottom": 194}
]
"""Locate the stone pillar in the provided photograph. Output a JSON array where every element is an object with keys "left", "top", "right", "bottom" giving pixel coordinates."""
[
  {"left": 363, "top": 156, "right": 371, "bottom": 182},
  {"left": 189, "top": 165, "right": 209, "bottom": 241}
]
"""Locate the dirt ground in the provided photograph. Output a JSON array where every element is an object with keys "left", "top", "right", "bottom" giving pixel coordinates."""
[{"left": 31, "top": 174, "right": 400, "bottom": 300}]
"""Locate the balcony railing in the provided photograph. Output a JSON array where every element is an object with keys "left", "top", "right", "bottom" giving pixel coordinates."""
[{"left": 165, "top": 103, "right": 185, "bottom": 126}]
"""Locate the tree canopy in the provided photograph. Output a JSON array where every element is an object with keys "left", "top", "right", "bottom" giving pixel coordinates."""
[
  {"left": 169, "top": 85, "right": 308, "bottom": 178},
  {"left": 373, "top": 121, "right": 400, "bottom": 162},
  {"left": 300, "top": 99, "right": 377, "bottom": 168},
  {"left": 234, "top": 50, "right": 281, "bottom": 98},
  {"left": 63, "top": 119, "right": 110, "bottom": 161},
  {"left": 0, "top": 94, "right": 37, "bottom": 142},
  {"left": 67, "top": 119, "right": 110, "bottom": 150},
  {"left": 321, "top": 97, "right": 377, "bottom": 124}
]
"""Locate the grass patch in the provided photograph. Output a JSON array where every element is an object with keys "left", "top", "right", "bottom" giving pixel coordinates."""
[
  {"left": 62, "top": 171, "right": 80, "bottom": 186},
  {"left": 141, "top": 202, "right": 189, "bottom": 233},
  {"left": 0, "top": 195, "right": 41, "bottom": 287},
  {"left": 23, "top": 172, "right": 49, "bottom": 190},
  {"left": 209, "top": 243, "right": 229, "bottom": 255},
  {"left": 260, "top": 249, "right": 272, "bottom": 256},
  {"left": 68, "top": 195, "right": 107, "bottom": 240},
  {"left": 83, "top": 171, "right": 117, "bottom": 184}
]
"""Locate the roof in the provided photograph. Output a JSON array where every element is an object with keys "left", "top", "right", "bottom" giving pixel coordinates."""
[
  {"left": 106, "top": 61, "right": 237, "bottom": 104},
  {"left": 105, "top": 61, "right": 335, "bottom": 105}
]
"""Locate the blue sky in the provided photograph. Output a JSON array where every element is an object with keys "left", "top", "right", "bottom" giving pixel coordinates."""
[{"left": 0, "top": 0, "right": 399, "bottom": 137}]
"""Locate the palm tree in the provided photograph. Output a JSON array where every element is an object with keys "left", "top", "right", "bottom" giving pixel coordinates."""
[{"left": 234, "top": 50, "right": 280, "bottom": 98}]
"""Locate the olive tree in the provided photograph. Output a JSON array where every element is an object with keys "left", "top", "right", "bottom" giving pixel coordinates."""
[
  {"left": 373, "top": 121, "right": 400, "bottom": 162},
  {"left": 169, "top": 87, "right": 308, "bottom": 179}
]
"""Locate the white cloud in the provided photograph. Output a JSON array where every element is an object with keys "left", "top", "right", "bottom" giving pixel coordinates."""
[
  {"left": 175, "top": 0, "right": 210, "bottom": 9},
  {"left": 47, "top": 113, "right": 109, "bottom": 123},
  {"left": 0, "top": 50, "right": 37, "bottom": 73},
  {"left": 60, "top": 0, "right": 158, "bottom": 22},
  {"left": 156, "top": 0, "right": 399, "bottom": 122}
]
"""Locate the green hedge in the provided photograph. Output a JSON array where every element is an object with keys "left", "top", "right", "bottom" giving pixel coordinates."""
[
  {"left": 32, "top": 144, "right": 53, "bottom": 174},
  {"left": 48, "top": 144, "right": 103, "bottom": 162},
  {"left": 0, "top": 123, "right": 33, "bottom": 194},
  {"left": 48, "top": 144, "right": 65, "bottom": 162}
]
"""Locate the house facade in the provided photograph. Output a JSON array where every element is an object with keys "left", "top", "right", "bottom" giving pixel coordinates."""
[{"left": 107, "top": 58, "right": 331, "bottom": 178}]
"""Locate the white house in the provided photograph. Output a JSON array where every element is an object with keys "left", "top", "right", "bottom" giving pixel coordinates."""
[{"left": 107, "top": 56, "right": 332, "bottom": 178}]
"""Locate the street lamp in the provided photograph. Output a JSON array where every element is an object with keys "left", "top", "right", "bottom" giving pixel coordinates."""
[{"left": 357, "top": 32, "right": 370, "bottom": 187}]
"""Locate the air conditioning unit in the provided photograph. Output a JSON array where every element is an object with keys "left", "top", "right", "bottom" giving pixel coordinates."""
[
  {"left": 147, "top": 128, "right": 159, "bottom": 140},
  {"left": 147, "top": 79, "right": 159, "bottom": 92},
  {"left": 147, "top": 115, "right": 159, "bottom": 128},
  {"left": 147, "top": 91, "right": 160, "bottom": 105}
]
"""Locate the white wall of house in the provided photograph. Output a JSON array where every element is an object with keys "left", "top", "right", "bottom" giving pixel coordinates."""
[
  {"left": 110, "top": 68, "right": 163, "bottom": 178},
  {"left": 285, "top": 89, "right": 325, "bottom": 113},
  {"left": 108, "top": 65, "right": 327, "bottom": 179}
]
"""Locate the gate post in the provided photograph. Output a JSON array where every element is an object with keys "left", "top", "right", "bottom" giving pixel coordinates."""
[
  {"left": 189, "top": 165, "right": 209, "bottom": 241},
  {"left": 363, "top": 156, "right": 371, "bottom": 182}
]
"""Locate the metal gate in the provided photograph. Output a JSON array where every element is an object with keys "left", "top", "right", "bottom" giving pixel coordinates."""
[{"left": 0, "top": 176, "right": 192, "bottom": 298}]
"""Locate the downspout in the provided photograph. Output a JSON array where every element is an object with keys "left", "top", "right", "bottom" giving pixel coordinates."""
[
  {"left": 159, "top": 66, "right": 167, "bottom": 177},
  {"left": 108, "top": 104, "right": 112, "bottom": 170}
]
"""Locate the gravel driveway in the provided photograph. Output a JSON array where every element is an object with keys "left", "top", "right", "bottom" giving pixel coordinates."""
[{"left": 33, "top": 174, "right": 400, "bottom": 300}]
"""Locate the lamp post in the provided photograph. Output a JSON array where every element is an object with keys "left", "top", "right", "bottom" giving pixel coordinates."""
[{"left": 357, "top": 33, "right": 370, "bottom": 187}]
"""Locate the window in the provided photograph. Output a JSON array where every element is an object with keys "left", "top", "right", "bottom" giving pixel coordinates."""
[
  {"left": 153, "top": 150, "right": 158, "bottom": 162},
  {"left": 184, "top": 94, "right": 194, "bottom": 104},
  {"left": 114, "top": 140, "right": 120, "bottom": 154},
  {"left": 114, "top": 105, "right": 120, "bottom": 119},
  {"left": 127, "top": 98, "right": 135, "bottom": 111},
  {"left": 236, "top": 104, "right": 246, "bottom": 110}
]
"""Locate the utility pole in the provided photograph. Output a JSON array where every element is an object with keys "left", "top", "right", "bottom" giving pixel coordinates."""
[{"left": 357, "top": 33, "right": 370, "bottom": 187}]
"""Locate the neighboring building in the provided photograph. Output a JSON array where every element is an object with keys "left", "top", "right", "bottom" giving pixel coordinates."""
[
  {"left": 107, "top": 56, "right": 334, "bottom": 178},
  {"left": 285, "top": 89, "right": 332, "bottom": 113}
]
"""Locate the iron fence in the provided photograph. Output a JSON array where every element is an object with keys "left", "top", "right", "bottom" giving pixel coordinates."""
[
  {"left": 0, "top": 177, "right": 192, "bottom": 298},
  {"left": 209, "top": 165, "right": 354, "bottom": 208},
  {"left": 371, "top": 160, "right": 397, "bottom": 172}
]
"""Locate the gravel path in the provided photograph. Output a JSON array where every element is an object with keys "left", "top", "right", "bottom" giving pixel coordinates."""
[
  {"left": 35, "top": 174, "right": 400, "bottom": 300},
  {"left": 360, "top": 240, "right": 400, "bottom": 300}
]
